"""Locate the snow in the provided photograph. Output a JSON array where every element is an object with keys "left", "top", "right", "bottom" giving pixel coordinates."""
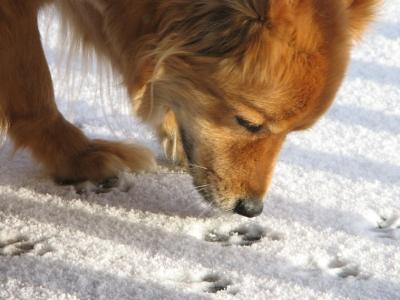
[{"left": 0, "top": 2, "right": 399, "bottom": 299}]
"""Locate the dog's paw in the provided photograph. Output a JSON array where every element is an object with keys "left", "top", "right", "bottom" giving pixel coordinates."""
[
  {"left": 54, "top": 140, "right": 156, "bottom": 187},
  {"left": 203, "top": 223, "right": 282, "bottom": 246},
  {"left": 74, "top": 176, "right": 120, "bottom": 194},
  {"left": 0, "top": 232, "right": 52, "bottom": 256}
]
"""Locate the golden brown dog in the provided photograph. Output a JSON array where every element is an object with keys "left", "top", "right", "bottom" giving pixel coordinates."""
[{"left": 0, "top": 0, "right": 379, "bottom": 217}]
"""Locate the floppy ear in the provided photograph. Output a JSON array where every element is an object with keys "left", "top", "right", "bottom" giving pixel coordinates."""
[
  {"left": 346, "top": 0, "right": 380, "bottom": 41},
  {"left": 157, "top": 0, "right": 272, "bottom": 57}
]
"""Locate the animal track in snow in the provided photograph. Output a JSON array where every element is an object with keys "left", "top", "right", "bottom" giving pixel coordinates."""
[
  {"left": 311, "top": 256, "right": 368, "bottom": 280},
  {"left": 370, "top": 214, "right": 400, "bottom": 240},
  {"left": 194, "top": 273, "right": 232, "bottom": 294},
  {"left": 0, "top": 232, "right": 52, "bottom": 256},
  {"left": 325, "top": 257, "right": 362, "bottom": 278},
  {"left": 163, "top": 271, "right": 233, "bottom": 294},
  {"left": 204, "top": 223, "right": 282, "bottom": 246}
]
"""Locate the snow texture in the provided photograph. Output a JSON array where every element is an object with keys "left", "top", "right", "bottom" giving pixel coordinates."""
[{"left": 0, "top": 2, "right": 399, "bottom": 300}]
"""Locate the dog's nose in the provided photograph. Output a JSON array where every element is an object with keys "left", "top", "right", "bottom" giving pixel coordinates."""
[{"left": 233, "top": 198, "right": 263, "bottom": 218}]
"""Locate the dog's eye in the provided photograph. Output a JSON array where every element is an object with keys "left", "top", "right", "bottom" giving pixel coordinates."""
[{"left": 235, "top": 116, "right": 263, "bottom": 133}]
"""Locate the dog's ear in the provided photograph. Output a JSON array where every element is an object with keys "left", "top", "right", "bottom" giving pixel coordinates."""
[
  {"left": 157, "top": 0, "right": 305, "bottom": 59},
  {"left": 158, "top": 0, "right": 273, "bottom": 57},
  {"left": 189, "top": 0, "right": 301, "bottom": 57},
  {"left": 345, "top": 0, "right": 380, "bottom": 41}
]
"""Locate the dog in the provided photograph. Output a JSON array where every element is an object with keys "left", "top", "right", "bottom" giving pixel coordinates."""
[{"left": 0, "top": 0, "right": 379, "bottom": 217}]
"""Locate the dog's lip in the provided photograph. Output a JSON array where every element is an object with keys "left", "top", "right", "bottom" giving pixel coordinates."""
[
  {"left": 189, "top": 163, "right": 231, "bottom": 211},
  {"left": 195, "top": 182, "right": 213, "bottom": 202},
  {"left": 193, "top": 179, "right": 235, "bottom": 212},
  {"left": 192, "top": 176, "right": 217, "bottom": 205}
]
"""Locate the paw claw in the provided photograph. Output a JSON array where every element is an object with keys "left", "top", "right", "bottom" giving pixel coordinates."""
[{"left": 98, "top": 176, "right": 119, "bottom": 189}]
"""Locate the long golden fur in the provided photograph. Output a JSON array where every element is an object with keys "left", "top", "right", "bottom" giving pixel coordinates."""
[{"left": 0, "top": 0, "right": 379, "bottom": 217}]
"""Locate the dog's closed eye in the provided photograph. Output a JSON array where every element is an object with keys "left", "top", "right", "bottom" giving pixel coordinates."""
[{"left": 235, "top": 116, "right": 263, "bottom": 133}]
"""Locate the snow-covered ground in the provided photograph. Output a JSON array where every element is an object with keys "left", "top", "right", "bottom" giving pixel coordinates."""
[{"left": 1, "top": 2, "right": 399, "bottom": 299}]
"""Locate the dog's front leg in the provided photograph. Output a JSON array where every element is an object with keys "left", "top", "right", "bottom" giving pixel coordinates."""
[{"left": 0, "top": 3, "right": 155, "bottom": 186}]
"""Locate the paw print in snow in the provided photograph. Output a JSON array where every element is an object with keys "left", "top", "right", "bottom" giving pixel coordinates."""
[
  {"left": 326, "top": 257, "right": 362, "bottom": 279},
  {"left": 162, "top": 270, "right": 233, "bottom": 294},
  {"left": 371, "top": 214, "right": 400, "bottom": 240},
  {"left": 204, "top": 223, "right": 282, "bottom": 246},
  {"left": 310, "top": 255, "right": 369, "bottom": 280},
  {"left": 0, "top": 232, "right": 52, "bottom": 256},
  {"left": 198, "top": 273, "right": 232, "bottom": 293}
]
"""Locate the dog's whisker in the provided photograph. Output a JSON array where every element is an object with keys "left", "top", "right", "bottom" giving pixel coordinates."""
[
  {"left": 156, "top": 172, "right": 187, "bottom": 176},
  {"left": 189, "top": 163, "right": 208, "bottom": 170},
  {"left": 198, "top": 206, "right": 212, "bottom": 218},
  {"left": 194, "top": 184, "right": 209, "bottom": 190}
]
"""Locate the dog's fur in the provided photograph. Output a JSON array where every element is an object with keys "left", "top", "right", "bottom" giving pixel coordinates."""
[{"left": 0, "top": 0, "right": 379, "bottom": 215}]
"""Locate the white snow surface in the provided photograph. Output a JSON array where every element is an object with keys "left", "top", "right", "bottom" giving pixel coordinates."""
[{"left": 1, "top": 3, "right": 400, "bottom": 300}]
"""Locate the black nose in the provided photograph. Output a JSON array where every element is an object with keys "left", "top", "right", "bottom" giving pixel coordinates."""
[{"left": 233, "top": 198, "right": 263, "bottom": 218}]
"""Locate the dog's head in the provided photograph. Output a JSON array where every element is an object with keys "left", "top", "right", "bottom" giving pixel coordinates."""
[{"left": 134, "top": 0, "right": 379, "bottom": 217}]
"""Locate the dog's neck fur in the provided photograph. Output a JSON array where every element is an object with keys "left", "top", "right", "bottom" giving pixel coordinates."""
[{"left": 55, "top": 0, "right": 159, "bottom": 89}]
